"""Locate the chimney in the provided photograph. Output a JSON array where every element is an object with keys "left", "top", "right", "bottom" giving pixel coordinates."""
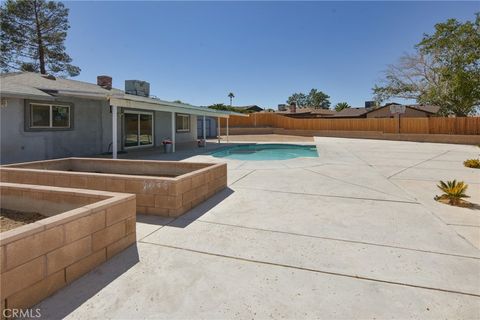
[
  {"left": 290, "top": 102, "right": 297, "bottom": 113},
  {"left": 97, "top": 75, "right": 112, "bottom": 90}
]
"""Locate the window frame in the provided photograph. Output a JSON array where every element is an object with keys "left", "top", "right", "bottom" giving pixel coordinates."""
[
  {"left": 176, "top": 113, "right": 190, "bottom": 133},
  {"left": 25, "top": 100, "right": 74, "bottom": 131}
]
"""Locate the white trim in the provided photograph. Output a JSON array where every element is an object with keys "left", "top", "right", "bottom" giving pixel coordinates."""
[
  {"left": 110, "top": 97, "right": 247, "bottom": 118},
  {"left": 112, "top": 105, "right": 117, "bottom": 159}
]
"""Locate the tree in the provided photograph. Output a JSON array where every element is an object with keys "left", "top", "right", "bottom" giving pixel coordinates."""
[
  {"left": 334, "top": 102, "right": 351, "bottom": 112},
  {"left": 307, "top": 89, "right": 331, "bottom": 109},
  {"left": 208, "top": 103, "right": 249, "bottom": 114},
  {"left": 0, "top": 0, "right": 80, "bottom": 77},
  {"left": 373, "top": 13, "right": 480, "bottom": 116},
  {"left": 228, "top": 92, "right": 235, "bottom": 106},
  {"left": 287, "top": 89, "right": 330, "bottom": 109},
  {"left": 287, "top": 92, "right": 308, "bottom": 107}
]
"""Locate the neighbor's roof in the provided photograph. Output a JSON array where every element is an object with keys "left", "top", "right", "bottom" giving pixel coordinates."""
[
  {"left": 325, "top": 107, "right": 372, "bottom": 118},
  {"left": 0, "top": 72, "right": 245, "bottom": 118}
]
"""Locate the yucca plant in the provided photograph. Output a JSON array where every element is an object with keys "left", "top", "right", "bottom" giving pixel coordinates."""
[
  {"left": 435, "top": 180, "right": 470, "bottom": 206},
  {"left": 464, "top": 159, "right": 480, "bottom": 168}
]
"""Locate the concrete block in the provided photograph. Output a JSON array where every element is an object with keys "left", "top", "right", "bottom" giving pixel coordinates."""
[
  {"left": 65, "top": 249, "right": 106, "bottom": 283},
  {"left": 106, "top": 199, "right": 135, "bottom": 226},
  {"left": 47, "top": 237, "right": 92, "bottom": 275},
  {"left": 92, "top": 221, "right": 126, "bottom": 251},
  {"left": 6, "top": 226, "right": 64, "bottom": 270},
  {"left": 64, "top": 210, "right": 106, "bottom": 243},
  {"left": 6, "top": 270, "right": 65, "bottom": 310},
  {"left": 1, "top": 256, "right": 45, "bottom": 298}
]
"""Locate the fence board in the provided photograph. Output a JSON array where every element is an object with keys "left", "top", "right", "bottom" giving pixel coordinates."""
[{"left": 220, "top": 114, "right": 479, "bottom": 135}]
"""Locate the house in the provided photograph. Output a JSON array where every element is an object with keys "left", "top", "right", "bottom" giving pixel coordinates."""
[
  {"left": 274, "top": 103, "right": 440, "bottom": 119},
  {"left": 326, "top": 103, "right": 440, "bottom": 119},
  {"left": 0, "top": 72, "right": 241, "bottom": 164},
  {"left": 279, "top": 107, "right": 337, "bottom": 118}
]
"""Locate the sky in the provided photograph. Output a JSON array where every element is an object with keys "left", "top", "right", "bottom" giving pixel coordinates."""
[{"left": 64, "top": 1, "right": 478, "bottom": 109}]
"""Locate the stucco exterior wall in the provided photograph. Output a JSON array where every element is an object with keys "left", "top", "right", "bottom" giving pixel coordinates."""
[
  {"left": 1, "top": 98, "right": 199, "bottom": 164},
  {"left": 152, "top": 111, "right": 197, "bottom": 145},
  {"left": 1, "top": 97, "right": 111, "bottom": 164}
]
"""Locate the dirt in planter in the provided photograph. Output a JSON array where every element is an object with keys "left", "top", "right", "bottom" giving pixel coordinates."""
[{"left": 0, "top": 208, "right": 47, "bottom": 232}]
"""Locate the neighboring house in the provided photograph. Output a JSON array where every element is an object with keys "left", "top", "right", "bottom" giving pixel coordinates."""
[
  {"left": 279, "top": 107, "right": 337, "bottom": 118},
  {"left": 327, "top": 103, "right": 440, "bottom": 119},
  {"left": 276, "top": 103, "right": 440, "bottom": 119},
  {"left": 233, "top": 105, "right": 263, "bottom": 113},
  {"left": 0, "top": 72, "right": 239, "bottom": 164}
]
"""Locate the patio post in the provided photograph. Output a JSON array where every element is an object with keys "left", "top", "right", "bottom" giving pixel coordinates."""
[
  {"left": 171, "top": 112, "right": 176, "bottom": 152},
  {"left": 203, "top": 115, "right": 206, "bottom": 148},
  {"left": 226, "top": 117, "right": 229, "bottom": 143},
  {"left": 112, "top": 105, "right": 117, "bottom": 159},
  {"left": 217, "top": 117, "right": 221, "bottom": 143}
]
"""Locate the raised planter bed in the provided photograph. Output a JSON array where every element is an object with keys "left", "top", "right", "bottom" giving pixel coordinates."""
[
  {"left": 0, "top": 182, "right": 136, "bottom": 311},
  {"left": 0, "top": 158, "right": 227, "bottom": 217}
]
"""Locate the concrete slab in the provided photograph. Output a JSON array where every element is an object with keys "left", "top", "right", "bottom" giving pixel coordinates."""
[
  {"left": 391, "top": 167, "right": 480, "bottom": 183},
  {"left": 136, "top": 215, "right": 174, "bottom": 240},
  {"left": 393, "top": 179, "right": 480, "bottom": 228},
  {"left": 181, "top": 188, "right": 479, "bottom": 257},
  {"left": 143, "top": 220, "right": 480, "bottom": 295},
  {"left": 232, "top": 168, "right": 413, "bottom": 202},
  {"left": 34, "top": 244, "right": 480, "bottom": 320},
  {"left": 306, "top": 164, "right": 415, "bottom": 201},
  {"left": 452, "top": 225, "right": 480, "bottom": 249},
  {"left": 32, "top": 136, "right": 480, "bottom": 319}
]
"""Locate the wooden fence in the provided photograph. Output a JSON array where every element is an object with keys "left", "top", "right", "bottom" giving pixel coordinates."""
[{"left": 221, "top": 113, "right": 480, "bottom": 135}]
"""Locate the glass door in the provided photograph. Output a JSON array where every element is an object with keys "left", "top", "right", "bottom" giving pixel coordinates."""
[{"left": 124, "top": 111, "right": 154, "bottom": 148}]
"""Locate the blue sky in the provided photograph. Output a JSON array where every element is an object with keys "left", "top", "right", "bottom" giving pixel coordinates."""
[{"left": 65, "top": 1, "right": 478, "bottom": 109}]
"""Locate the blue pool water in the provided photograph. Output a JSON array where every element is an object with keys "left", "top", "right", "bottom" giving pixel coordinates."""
[{"left": 211, "top": 144, "right": 318, "bottom": 161}]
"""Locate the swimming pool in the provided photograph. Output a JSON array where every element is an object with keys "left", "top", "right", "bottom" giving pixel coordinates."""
[{"left": 211, "top": 144, "right": 318, "bottom": 161}]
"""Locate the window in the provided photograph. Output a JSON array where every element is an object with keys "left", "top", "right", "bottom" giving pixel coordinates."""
[
  {"left": 124, "top": 111, "right": 154, "bottom": 148},
  {"left": 176, "top": 113, "right": 190, "bottom": 132},
  {"left": 30, "top": 103, "right": 71, "bottom": 129}
]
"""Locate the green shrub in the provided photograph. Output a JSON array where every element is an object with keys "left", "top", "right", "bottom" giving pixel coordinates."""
[{"left": 464, "top": 159, "right": 480, "bottom": 168}]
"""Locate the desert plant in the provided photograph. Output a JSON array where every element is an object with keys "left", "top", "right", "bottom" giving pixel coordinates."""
[
  {"left": 464, "top": 159, "right": 480, "bottom": 168},
  {"left": 435, "top": 180, "right": 470, "bottom": 206}
]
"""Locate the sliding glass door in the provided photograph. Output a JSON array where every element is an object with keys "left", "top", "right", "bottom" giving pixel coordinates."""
[{"left": 124, "top": 111, "right": 153, "bottom": 148}]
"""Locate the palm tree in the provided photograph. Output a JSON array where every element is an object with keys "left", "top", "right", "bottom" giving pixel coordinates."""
[
  {"left": 334, "top": 102, "right": 351, "bottom": 112},
  {"left": 228, "top": 92, "right": 235, "bottom": 106}
]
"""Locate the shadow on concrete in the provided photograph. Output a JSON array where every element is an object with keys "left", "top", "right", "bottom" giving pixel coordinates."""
[
  {"left": 136, "top": 214, "right": 174, "bottom": 226},
  {"left": 116, "top": 142, "right": 251, "bottom": 161},
  {"left": 34, "top": 245, "right": 140, "bottom": 319},
  {"left": 168, "top": 187, "right": 235, "bottom": 228}
]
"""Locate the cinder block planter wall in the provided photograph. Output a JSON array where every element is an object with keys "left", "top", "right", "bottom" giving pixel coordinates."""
[
  {"left": 0, "top": 183, "right": 136, "bottom": 311},
  {"left": 1, "top": 158, "right": 227, "bottom": 217}
]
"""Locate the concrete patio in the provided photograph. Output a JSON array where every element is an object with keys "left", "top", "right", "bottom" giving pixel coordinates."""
[{"left": 32, "top": 136, "right": 479, "bottom": 319}]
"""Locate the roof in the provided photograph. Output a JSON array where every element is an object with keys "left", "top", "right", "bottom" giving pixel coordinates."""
[
  {"left": 407, "top": 104, "right": 440, "bottom": 114},
  {"left": 325, "top": 107, "right": 372, "bottom": 118},
  {"left": 276, "top": 107, "right": 336, "bottom": 115},
  {"left": 0, "top": 72, "right": 245, "bottom": 118}
]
